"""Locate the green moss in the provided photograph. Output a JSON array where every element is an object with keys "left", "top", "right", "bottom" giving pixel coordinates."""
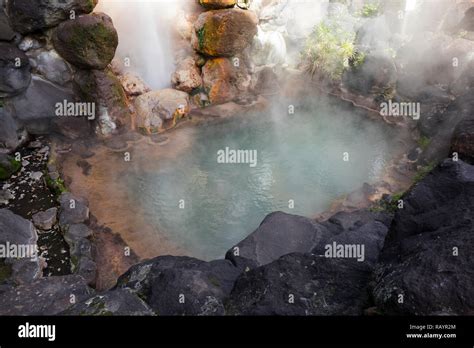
[
  {"left": 68, "top": 21, "right": 116, "bottom": 63},
  {"left": 45, "top": 175, "right": 67, "bottom": 196},
  {"left": 197, "top": 27, "right": 206, "bottom": 51},
  {"left": 0, "top": 158, "right": 21, "bottom": 180},
  {"left": 417, "top": 136, "right": 431, "bottom": 150},
  {"left": 369, "top": 191, "right": 406, "bottom": 213},
  {"left": 414, "top": 162, "right": 436, "bottom": 183}
]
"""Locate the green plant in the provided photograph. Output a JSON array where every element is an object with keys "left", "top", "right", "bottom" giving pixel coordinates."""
[
  {"left": 417, "top": 136, "right": 431, "bottom": 150},
  {"left": 356, "top": 2, "right": 380, "bottom": 18},
  {"left": 45, "top": 175, "right": 67, "bottom": 196},
  {"left": 414, "top": 162, "right": 436, "bottom": 183},
  {"left": 301, "top": 21, "right": 356, "bottom": 80}
]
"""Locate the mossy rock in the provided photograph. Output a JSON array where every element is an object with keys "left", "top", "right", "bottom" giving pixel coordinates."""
[
  {"left": 53, "top": 13, "right": 118, "bottom": 70},
  {"left": 192, "top": 9, "right": 258, "bottom": 57},
  {"left": 0, "top": 154, "right": 21, "bottom": 180}
]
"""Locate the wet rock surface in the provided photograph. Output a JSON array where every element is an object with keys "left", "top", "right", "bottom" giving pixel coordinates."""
[{"left": 0, "top": 43, "right": 31, "bottom": 97}]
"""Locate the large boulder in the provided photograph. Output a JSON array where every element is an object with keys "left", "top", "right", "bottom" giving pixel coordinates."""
[
  {"left": 226, "top": 253, "right": 373, "bottom": 315},
  {"left": 451, "top": 118, "right": 474, "bottom": 164},
  {"left": 3, "top": 75, "right": 76, "bottom": 134},
  {"left": 0, "top": 42, "right": 31, "bottom": 97},
  {"left": 313, "top": 210, "right": 392, "bottom": 267},
  {"left": 199, "top": 0, "right": 236, "bottom": 10},
  {"left": 192, "top": 9, "right": 258, "bottom": 57},
  {"left": 134, "top": 89, "right": 190, "bottom": 133},
  {"left": 373, "top": 159, "right": 474, "bottom": 315},
  {"left": 0, "top": 275, "right": 94, "bottom": 315},
  {"left": 62, "top": 288, "right": 154, "bottom": 316},
  {"left": 0, "top": 209, "right": 42, "bottom": 284},
  {"left": 115, "top": 255, "right": 254, "bottom": 315},
  {"left": 225, "top": 211, "right": 334, "bottom": 266},
  {"left": 171, "top": 57, "right": 202, "bottom": 93},
  {"left": 53, "top": 13, "right": 118, "bottom": 70},
  {"left": 6, "top": 0, "right": 98, "bottom": 34},
  {"left": 74, "top": 69, "right": 129, "bottom": 136}
]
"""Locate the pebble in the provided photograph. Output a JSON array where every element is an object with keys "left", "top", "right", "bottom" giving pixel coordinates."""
[{"left": 30, "top": 172, "right": 43, "bottom": 181}]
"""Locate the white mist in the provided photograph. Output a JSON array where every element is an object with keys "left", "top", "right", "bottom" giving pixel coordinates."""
[{"left": 96, "top": 0, "right": 186, "bottom": 89}]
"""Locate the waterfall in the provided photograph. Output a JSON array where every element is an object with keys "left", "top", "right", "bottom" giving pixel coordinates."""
[{"left": 96, "top": 0, "right": 186, "bottom": 89}]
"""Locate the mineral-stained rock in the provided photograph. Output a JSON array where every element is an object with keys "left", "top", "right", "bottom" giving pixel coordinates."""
[
  {"left": 62, "top": 288, "right": 155, "bottom": 316},
  {"left": 172, "top": 57, "right": 202, "bottom": 93},
  {"left": 202, "top": 58, "right": 237, "bottom": 104},
  {"left": 115, "top": 255, "right": 254, "bottom": 315},
  {"left": 199, "top": 0, "right": 236, "bottom": 10},
  {"left": 6, "top": 0, "right": 98, "bottom": 34},
  {"left": 373, "top": 159, "right": 474, "bottom": 315},
  {"left": 32, "top": 207, "right": 58, "bottom": 230},
  {"left": 118, "top": 72, "right": 150, "bottom": 97},
  {"left": 192, "top": 9, "right": 258, "bottom": 57},
  {"left": 451, "top": 118, "right": 474, "bottom": 164},
  {"left": 0, "top": 209, "right": 42, "bottom": 284},
  {"left": 226, "top": 253, "right": 373, "bottom": 315},
  {"left": 0, "top": 275, "right": 94, "bottom": 315},
  {"left": 134, "top": 89, "right": 190, "bottom": 133},
  {"left": 0, "top": 43, "right": 31, "bottom": 97},
  {"left": 53, "top": 13, "right": 118, "bottom": 70},
  {"left": 225, "top": 211, "right": 334, "bottom": 266},
  {"left": 59, "top": 192, "right": 90, "bottom": 226}
]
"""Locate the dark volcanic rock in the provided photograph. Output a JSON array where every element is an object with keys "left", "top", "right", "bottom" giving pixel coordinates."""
[
  {"left": 0, "top": 209, "right": 41, "bottom": 284},
  {"left": 4, "top": 75, "right": 76, "bottom": 135},
  {"left": 226, "top": 253, "right": 373, "bottom": 315},
  {"left": 59, "top": 192, "right": 89, "bottom": 226},
  {"left": 0, "top": 108, "right": 23, "bottom": 154},
  {"left": 0, "top": 5, "right": 15, "bottom": 41},
  {"left": 53, "top": 13, "right": 118, "bottom": 70},
  {"left": 0, "top": 42, "right": 31, "bottom": 97},
  {"left": 116, "top": 255, "right": 254, "bottom": 315},
  {"left": 451, "top": 118, "right": 474, "bottom": 164},
  {"left": 314, "top": 210, "right": 392, "bottom": 266},
  {"left": 373, "top": 159, "right": 474, "bottom": 315},
  {"left": 6, "top": 0, "right": 98, "bottom": 34},
  {"left": 343, "top": 52, "right": 397, "bottom": 98},
  {"left": 0, "top": 275, "right": 94, "bottom": 315},
  {"left": 62, "top": 288, "right": 154, "bottom": 316},
  {"left": 225, "top": 211, "right": 334, "bottom": 266}
]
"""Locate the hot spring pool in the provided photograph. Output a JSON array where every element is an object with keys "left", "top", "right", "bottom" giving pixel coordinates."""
[{"left": 124, "top": 97, "right": 397, "bottom": 260}]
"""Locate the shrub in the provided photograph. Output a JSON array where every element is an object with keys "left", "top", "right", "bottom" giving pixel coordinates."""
[{"left": 301, "top": 21, "right": 357, "bottom": 81}]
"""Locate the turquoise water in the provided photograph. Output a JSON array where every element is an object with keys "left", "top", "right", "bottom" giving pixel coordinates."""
[{"left": 127, "top": 96, "right": 397, "bottom": 260}]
